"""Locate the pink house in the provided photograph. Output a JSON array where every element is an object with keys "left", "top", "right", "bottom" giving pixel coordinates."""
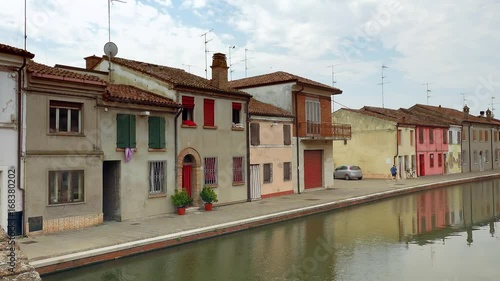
[{"left": 415, "top": 125, "right": 449, "bottom": 176}]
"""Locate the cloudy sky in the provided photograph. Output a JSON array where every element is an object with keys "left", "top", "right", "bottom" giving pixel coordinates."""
[{"left": 1, "top": 0, "right": 499, "bottom": 114}]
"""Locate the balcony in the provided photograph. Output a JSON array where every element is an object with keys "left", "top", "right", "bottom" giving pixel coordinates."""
[{"left": 298, "top": 122, "right": 351, "bottom": 140}]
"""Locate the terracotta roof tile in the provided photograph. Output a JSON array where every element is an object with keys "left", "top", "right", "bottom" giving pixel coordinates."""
[
  {"left": 249, "top": 98, "right": 294, "bottom": 118},
  {"left": 410, "top": 104, "right": 500, "bottom": 125},
  {"left": 0, "top": 43, "right": 34, "bottom": 58},
  {"left": 229, "top": 71, "right": 342, "bottom": 93},
  {"left": 102, "top": 56, "right": 250, "bottom": 97},
  {"left": 360, "top": 106, "right": 449, "bottom": 127},
  {"left": 105, "top": 84, "right": 180, "bottom": 107},
  {"left": 27, "top": 61, "right": 106, "bottom": 84}
]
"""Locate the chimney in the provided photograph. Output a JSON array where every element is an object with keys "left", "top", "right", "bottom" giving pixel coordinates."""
[
  {"left": 486, "top": 108, "right": 492, "bottom": 121},
  {"left": 402, "top": 116, "right": 406, "bottom": 123},
  {"left": 464, "top": 105, "right": 470, "bottom": 119},
  {"left": 480, "top": 110, "right": 485, "bottom": 117},
  {"left": 84, "top": 55, "right": 101, "bottom": 70},
  {"left": 210, "top": 53, "right": 228, "bottom": 89}
]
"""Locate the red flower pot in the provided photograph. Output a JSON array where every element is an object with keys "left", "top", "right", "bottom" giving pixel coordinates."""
[
  {"left": 204, "top": 203, "right": 213, "bottom": 211},
  {"left": 177, "top": 207, "right": 186, "bottom": 215}
]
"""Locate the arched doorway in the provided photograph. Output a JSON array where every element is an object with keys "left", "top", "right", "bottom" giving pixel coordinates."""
[
  {"left": 182, "top": 155, "right": 194, "bottom": 198},
  {"left": 177, "top": 147, "right": 202, "bottom": 205}
]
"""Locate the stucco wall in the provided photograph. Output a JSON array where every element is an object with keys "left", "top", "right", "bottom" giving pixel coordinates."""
[
  {"left": 333, "top": 109, "right": 397, "bottom": 178},
  {"left": 397, "top": 126, "right": 416, "bottom": 179},
  {"left": 250, "top": 119, "right": 294, "bottom": 196},
  {"left": 100, "top": 107, "right": 177, "bottom": 220},
  {"left": 446, "top": 126, "right": 462, "bottom": 174},
  {"left": 467, "top": 125, "right": 494, "bottom": 172},
  {"left": 178, "top": 93, "right": 248, "bottom": 204},
  {"left": 294, "top": 140, "right": 334, "bottom": 191},
  {"left": 415, "top": 127, "right": 448, "bottom": 176},
  {"left": 236, "top": 83, "right": 294, "bottom": 112}
]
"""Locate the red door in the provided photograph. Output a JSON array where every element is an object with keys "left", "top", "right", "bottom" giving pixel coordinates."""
[
  {"left": 182, "top": 164, "right": 192, "bottom": 197},
  {"left": 419, "top": 154, "right": 426, "bottom": 176},
  {"left": 304, "top": 150, "right": 323, "bottom": 189}
]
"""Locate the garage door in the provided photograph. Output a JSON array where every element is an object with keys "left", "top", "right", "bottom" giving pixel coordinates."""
[{"left": 304, "top": 150, "right": 323, "bottom": 189}]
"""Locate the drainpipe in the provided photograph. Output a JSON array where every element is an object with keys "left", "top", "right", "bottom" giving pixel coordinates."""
[
  {"left": 17, "top": 57, "right": 27, "bottom": 236},
  {"left": 468, "top": 124, "right": 472, "bottom": 172},
  {"left": 174, "top": 107, "right": 182, "bottom": 190},
  {"left": 491, "top": 128, "right": 494, "bottom": 170},
  {"left": 294, "top": 85, "right": 304, "bottom": 194},
  {"left": 246, "top": 99, "right": 251, "bottom": 202},
  {"left": 394, "top": 124, "right": 400, "bottom": 178}
]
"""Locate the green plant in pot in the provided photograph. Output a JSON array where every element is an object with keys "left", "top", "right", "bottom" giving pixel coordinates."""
[
  {"left": 200, "top": 186, "right": 218, "bottom": 211},
  {"left": 171, "top": 188, "right": 193, "bottom": 215}
]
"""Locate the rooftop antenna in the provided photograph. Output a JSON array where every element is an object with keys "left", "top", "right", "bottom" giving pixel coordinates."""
[
  {"left": 328, "top": 64, "right": 339, "bottom": 111},
  {"left": 460, "top": 93, "right": 468, "bottom": 107},
  {"left": 245, "top": 48, "right": 248, "bottom": 78},
  {"left": 422, "top": 82, "right": 432, "bottom": 105},
  {"left": 201, "top": 29, "right": 213, "bottom": 79},
  {"left": 24, "top": 0, "right": 27, "bottom": 50},
  {"left": 105, "top": 0, "right": 124, "bottom": 82},
  {"left": 182, "top": 64, "right": 195, "bottom": 73},
  {"left": 491, "top": 97, "right": 496, "bottom": 116},
  {"left": 228, "top": 45, "right": 235, "bottom": 81},
  {"left": 378, "top": 64, "right": 390, "bottom": 108}
]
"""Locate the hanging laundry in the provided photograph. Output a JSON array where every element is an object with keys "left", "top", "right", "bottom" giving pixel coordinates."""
[{"left": 125, "top": 148, "right": 134, "bottom": 162}]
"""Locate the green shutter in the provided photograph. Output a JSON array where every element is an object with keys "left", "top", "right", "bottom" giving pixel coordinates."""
[
  {"left": 159, "top": 117, "right": 166, "bottom": 148},
  {"left": 116, "top": 114, "right": 129, "bottom": 148},
  {"left": 129, "top": 115, "right": 136, "bottom": 148},
  {"left": 148, "top": 116, "right": 160, "bottom": 149}
]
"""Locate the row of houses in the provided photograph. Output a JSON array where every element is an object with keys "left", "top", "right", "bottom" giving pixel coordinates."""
[
  {"left": 333, "top": 104, "right": 500, "bottom": 179},
  {"left": 0, "top": 43, "right": 351, "bottom": 236}
]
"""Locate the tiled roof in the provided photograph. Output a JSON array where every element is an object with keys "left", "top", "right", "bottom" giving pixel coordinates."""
[
  {"left": 105, "top": 84, "right": 180, "bottom": 107},
  {"left": 101, "top": 56, "right": 250, "bottom": 97},
  {"left": 229, "top": 71, "right": 342, "bottom": 94},
  {"left": 410, "top": 104, "right": 500, "bottom": 125},
  {"left": 249, "top": 98, "right": 294, "bottom": 118},
  {"left": 0, "top": 43, "right": 34, "bottom": 58},
  {"left": 360, "top": 106, "right": 449, "bottom": 127},
  {"left": 27, "top": 61, "right": 106, "bottom": 84}
]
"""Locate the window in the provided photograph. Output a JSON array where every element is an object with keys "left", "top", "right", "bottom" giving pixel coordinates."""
[
  {"left": 442, "top": 129, "right": 447, "bottom": 144},
  {"left": 430, "top": 154, "right": 434, "bottom": 167},
  {"left": 410, "top": 130, "right": 414, "bottom": 146},
  {"left": 49, "top": 170, "right": 84, "bottom": 205},
  {"left": 397, "top": 129, "right": 402, "bottom": 145},
  {"left": 485, "top": 130, "right": 489, "bottom": 142},
  {"left": 306, "top": 99, "right": 321, "bottom": 134},
  {"left": 148, "top": 161, "right": 166, "bottom": 194},
  {"left": 283, "top": 124, "right": 291, "bottom": 145},
  {"left": 233, "top": 157, "right": 244, "bottom": 184},
  {"left": 232, "top": 102, "right": 242, "bottom": 124},
  {"left": 204, "top": 157, "right": 218, "bottom": 185},
  {"left": 263, "top": 163, "right": 273, "bottom": 183},
  {"left": 250, "top": 123, "right": 260, "bottom": 146},
  {"left": 117, "top": 114, "right": 136, "bottom": 148},
  {"left": 473, "top": 150, "right": 478, "bottom": 163},
  {"left": 182, "top": 96, "right": 195, "bottom": 125},
  {"left": 419, "top": 128, "right": 424, "bottom": 144},
  {"left": 283, "top": 162, "right": 292, "bottom": 181},
  {"left": 479, "top": 130, "right": 483, "bottom": 142},
  {"left": 148, "top": 116, "right": 166, "bottom": 149},
  {"left": 473, "top": 130, "right": 477, "bottom": 141},
  {"left": 429, "top": 128, "right": 434, "bottom": 144},
  {"left": 49, "top": 101, "right": 82, "bottom": 134},
  {"left": 438, "top": 153, "right": 442, "bottom": 167},
  {"left": 449, "top": 131, "right": 453, "bottom": 144},
  {"left": 203, "top": 99, "right": 215, "bottom": 127},
  {"left": 485, "top": 150, "right": 490, "bottom": 162}
]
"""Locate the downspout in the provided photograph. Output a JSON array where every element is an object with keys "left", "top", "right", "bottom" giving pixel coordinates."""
[
  {"left": 246, "top": 99, "right": 251, "bottom": 202},
  {"left": 17, "top": 57, "right": 27, "bottom": 236},
  {"left": 468, "top": 124, "right": 472, "bottom": 172},
  {"left": 294, "top": 85, "right": 304, "bottom": 194},
  {"left": 394, "top": 124, "right": 399, "bottom": 177},
  {"left": 491, "top": 127, "right": 494, "bottom": 170},
  {"left": 174, "top": 107, "right": 182, "bottom": 190}
]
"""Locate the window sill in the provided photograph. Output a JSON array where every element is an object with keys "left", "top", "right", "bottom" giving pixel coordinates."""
[
  {"left": 148, "top": 148, "right": 166, "bottom": 152},
  {"left": 47, "top": 201, "right": 85, "bottom": 207},
  {"left": 48, "top": 133, "right": 85, "bottom": 137},
  {"left": 116, "top": 148, "right": 137, "bottom": 152},
  {"left": 232, "top": 182, "right": 245, "bottom": 186},
  {"left": 232, "top": 127, "right": 244, "bottom": 131},
  {"left": 203, "top": 125, "right": 218, "bottom": 130},
  {"left": 181, "top": 124, "right": 197, "bottom": 129},
  {"left": 148, "top": 193, "right": 167, "bottom": 199},
  {"left": 204, "top": 184, "right": 218, "bottom": 188},
  {"left": 263, "top": 182, "right": 272, "bottom": 184}
]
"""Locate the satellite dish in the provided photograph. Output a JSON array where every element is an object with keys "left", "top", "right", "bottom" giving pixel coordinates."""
[{"left": 103, "top": 41, "right": 118, "bottom": 58}]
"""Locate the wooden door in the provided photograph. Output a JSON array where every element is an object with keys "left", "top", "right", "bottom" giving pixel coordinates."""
[{"left": 182, "top": 164, "right": 192, "bottom": 197}]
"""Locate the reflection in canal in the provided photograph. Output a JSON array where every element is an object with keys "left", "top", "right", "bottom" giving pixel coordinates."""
[{"left": 45, "top": 180, "right": 500, "bottom": 281}]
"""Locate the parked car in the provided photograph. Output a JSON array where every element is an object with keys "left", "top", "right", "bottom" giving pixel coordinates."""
[{"left": 334, "top": 165, "right": 363, "bottom": 180}]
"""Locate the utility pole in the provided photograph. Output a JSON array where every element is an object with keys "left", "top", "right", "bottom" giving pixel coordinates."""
[
  {"left": 228, "top": 46, "right": 235, "bottom": 81},
  {"left": 422, "top": 82, "right": 431, "bottom": 105},
  {"left": 201, "top": 29, "right": 213, "bottom": 79},
  {"left": 378, "top": 64, "right": 389, "bottom": 108},
  {"left": 328, "top": 65, "right": 338, "bottom": 111}
]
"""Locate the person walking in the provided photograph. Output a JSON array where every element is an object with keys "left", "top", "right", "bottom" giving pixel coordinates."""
[{"left": 390, "top": 164, "right": 398, "bottom": 180}]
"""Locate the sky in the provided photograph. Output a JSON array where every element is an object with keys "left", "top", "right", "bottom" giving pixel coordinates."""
[{"left": 1, "top": 0, "right": 499, "bottom": 115}]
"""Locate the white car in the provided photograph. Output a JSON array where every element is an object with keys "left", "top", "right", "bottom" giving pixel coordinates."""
[{"left": 334, "top": 165, "right": 363, "bottom": 180}]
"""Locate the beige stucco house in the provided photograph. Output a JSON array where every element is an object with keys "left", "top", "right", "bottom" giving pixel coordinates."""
[
  {"left": 248, "top": 98, "right": 294, "bottom": 199},
  {"left": 86, "top": 53, "right": 252, "bottom": 207},
  {"left": 0, "top": 43, "right": 34, "bottom": 235},
  {"left": 230, "top": 72, "right": 350, "bottom": 193}
]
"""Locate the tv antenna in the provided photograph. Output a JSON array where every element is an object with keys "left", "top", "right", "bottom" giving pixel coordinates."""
[
  {"left": 201, "top": 29, "right": 213, "bottom": 79},
  {"left": 328, "top": 64, "right": 340, "bottom": 111},
  {"left": 108, "top": 0, "right": 126, "bottom": 42},
  {"left": 182, "top": 64, "right": 196, "bottom": 73},
  {"left": 460, "top": 92, "right": 469, "bottom": 107},
  {"left": 422, "top": 82, "right": 432, "bottom": 105},
  {"left": 244, "top": 48, "right": 255, "bottom": 78},
  {"left": 105, "top": 0, "right": 125, "bottom": 82},
  {"left": 228, "top": 45, "right": 235, "bottom": 81},
  {"left": 378, "top": 64, "right": 390, "bottom": 108}
]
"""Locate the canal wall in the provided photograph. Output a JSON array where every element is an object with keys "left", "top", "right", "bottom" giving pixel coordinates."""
[
  {"left": 0, "top": 228, "right": 41, "bottom": 280},
  {"left": 31, "top": 173, "right": 500, "bottom": 275}
]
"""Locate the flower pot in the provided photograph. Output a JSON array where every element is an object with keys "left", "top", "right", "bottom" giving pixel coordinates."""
[
  {"left": 204, "top": 203, "right": 213, "bottom": 211},
  {"left": 177, "top": 207, "right": 186, "bottom": 215}
]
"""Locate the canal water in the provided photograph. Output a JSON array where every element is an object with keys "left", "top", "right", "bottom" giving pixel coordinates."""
[{"left": 44, "top": 180, "right": 500, "bottom": 281}]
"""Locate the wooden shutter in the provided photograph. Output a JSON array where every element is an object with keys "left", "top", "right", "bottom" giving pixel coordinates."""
[
  {"left": 116, "top": 114, "right": 129, "bottom": 148},
  {"left": 283, "top": 124, "right": 291, "bottom": 145},
  {"left": 148, "top": 116, "right": 160, "bottom": 149},
  {"left": 204, "top": 99, "right": 215, "bottom": 127},
  {"left": 182, "top": 96, "right": 195, "bottom": 109},
  {"left": 129, "top": 115, "right": 136, "bottom": 148},
  {"left": 250, "top": 123, "right": 260, "bottom": 146},
  {"left": 159, "top": 117, "right": 166, "bottom": 148}
]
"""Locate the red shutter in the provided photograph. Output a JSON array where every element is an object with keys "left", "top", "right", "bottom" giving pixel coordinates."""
[
  {"left": 204, "top": 99, "right": 215, "bottom": 126},
  {"left": 182, "top": 96, "right": 195, "bottom": 109},
  {"left": 232, "top": 102, "right": 242, "bottom": 110},
  {"left": 304, "top": 150, "right": 323, "bottom": 189}
]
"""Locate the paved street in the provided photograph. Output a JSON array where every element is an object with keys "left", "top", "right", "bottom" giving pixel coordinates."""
[{"left": 17, "top": 171, "right": 500, "bottom": 270}]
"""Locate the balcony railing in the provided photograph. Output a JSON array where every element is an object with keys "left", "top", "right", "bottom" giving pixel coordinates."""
[{"left": 298, "top": 122, "right": 351, "bottom": 140}]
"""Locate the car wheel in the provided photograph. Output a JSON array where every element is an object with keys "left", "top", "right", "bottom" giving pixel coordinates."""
[
  {"left": 358, "top": 177, "right": 363, "bottom": 180},
  {"left": 345, "top": 174, "right": 350, "bottom": 180}
]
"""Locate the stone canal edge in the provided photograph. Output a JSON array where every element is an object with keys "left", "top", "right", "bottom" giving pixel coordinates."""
[{"left": 33, "top": 173, "right": 500, "bottom": 276}]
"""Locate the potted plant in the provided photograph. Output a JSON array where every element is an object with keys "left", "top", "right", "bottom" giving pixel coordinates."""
[
  {"left": 170, "top": 188, "right": 193, "bottom": 215},
  {"left": 200, "top": 186, "right": 218, "bottom": 211}
]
